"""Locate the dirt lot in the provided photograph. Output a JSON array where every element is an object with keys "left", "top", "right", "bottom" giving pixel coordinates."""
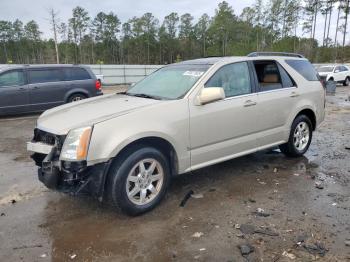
[{"left": 0, "top": 87, "right": 349, "bottom": 262}]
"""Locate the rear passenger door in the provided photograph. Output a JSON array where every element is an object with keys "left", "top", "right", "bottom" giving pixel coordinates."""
[
  {"left": 28, "top": 68, "right": 66, "bottom": 111},
  {"left": 0, "top": 69, "right": 30, "bottom": 115},
  {"left": 252, "top": 60, "right": 298, "bottom": 148}
]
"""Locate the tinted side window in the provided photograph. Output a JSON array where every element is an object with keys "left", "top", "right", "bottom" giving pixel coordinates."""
[
  {"left": 0, "top": 70, "right": 25, "bottom": 87},
  {"left": 63, "top": 67, "right": 91, "bottom": 81},
  {"left": 205, "top": 62, "right": 251, "bottom": 98},
  {"left": 341, "top": 66, "right": 348, "bottom": 72},
  {"left": 285, "top": 60, "right": 319, "bottom": 81},
  {"left": 29, "top": 69, "right": 62, "bottom": 84}
]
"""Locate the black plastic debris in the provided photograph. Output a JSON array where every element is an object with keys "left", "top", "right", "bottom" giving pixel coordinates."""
[
  {"left": 0, "top": 213, "right": 5, "bottom": 216},
  {"left": 302, "top": 242, "right": 328, "bottom": 257},
  {"left": 11, "top": 199, "right": 16, "bottom": 204},
  {"left": 239, "top": 244, "right": 255, "bottom": 256},
  {"left": 179, "top": 190, "right": 194, "bottom": 207}
]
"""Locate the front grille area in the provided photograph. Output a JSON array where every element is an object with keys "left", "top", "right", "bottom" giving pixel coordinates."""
[{"left": 33, "top": 128, "right": 56, "bottom": 145}]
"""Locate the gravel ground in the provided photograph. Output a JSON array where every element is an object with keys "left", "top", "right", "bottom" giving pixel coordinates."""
[{"left": 0, "top": 87, "right": 349, "bottom": 261}]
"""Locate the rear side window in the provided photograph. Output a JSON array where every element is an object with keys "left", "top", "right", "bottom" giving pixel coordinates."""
[
  {"left": 285, "top": 60, "right": 319, "bottom": 81},
  {"left": 63, "top": 67, "right": 91, "bottom": 81},
  {"left": 0, "top": 70, "right": 25, "bottom": 87},
  {"left": 29, "top": 69, "right": 62, "bottom": 84}
]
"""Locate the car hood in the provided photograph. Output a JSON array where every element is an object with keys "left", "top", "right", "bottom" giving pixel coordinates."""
[{"left": 37, "top": 94, "right": 163, "bottom": 135}]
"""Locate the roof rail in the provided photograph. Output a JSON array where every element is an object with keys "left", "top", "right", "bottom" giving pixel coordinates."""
[{"left": 247, "top": 52, "right": 304, "bottom": 58}]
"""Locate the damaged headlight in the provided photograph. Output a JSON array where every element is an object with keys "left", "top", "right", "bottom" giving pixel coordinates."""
[{"left": 60, "top": 126, "right": 92, "bottom": 161}]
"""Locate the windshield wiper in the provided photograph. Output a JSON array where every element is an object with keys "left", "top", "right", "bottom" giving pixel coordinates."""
[{"left": 125, "top": 93, "right": 164, "bottom": 100}]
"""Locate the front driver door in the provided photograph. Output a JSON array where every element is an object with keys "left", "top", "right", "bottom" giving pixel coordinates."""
[
  {"left": 0, "top": 69, "right": 29, "bottom": 115},
  {"left": 189, "top": 61, "right": 260, "bottom": 170}
]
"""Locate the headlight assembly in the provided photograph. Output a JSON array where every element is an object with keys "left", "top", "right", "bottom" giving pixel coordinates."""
[{"left": 60, "top": 126, "right": 92, "bottom": 161}]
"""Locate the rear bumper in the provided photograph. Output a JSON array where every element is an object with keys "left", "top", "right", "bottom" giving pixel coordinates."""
[{"left": 37, "top": 152, "right": 111, "bottom": 201}]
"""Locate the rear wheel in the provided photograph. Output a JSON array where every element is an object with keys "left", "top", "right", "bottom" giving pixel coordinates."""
[
  {"left": 279, "top": 115, "right": 313, "bottom": 157},
  {"left": 107, "top": 146, "right": 171, "bottom": 216},
  {"left": 68, "top": 93, "right": 87, "bottom": 103},
  {"left": 343, "top": 77, "right": 350, "bottom": 86}
]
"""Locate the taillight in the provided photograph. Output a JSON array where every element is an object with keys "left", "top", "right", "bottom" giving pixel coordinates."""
[{"left": 95, "top": 80, "right": 101, "bottom": 90}]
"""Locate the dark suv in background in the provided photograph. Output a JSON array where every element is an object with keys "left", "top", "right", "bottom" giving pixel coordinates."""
[{"left": 0, "top": 65, "right": 102, "bottom": 116}]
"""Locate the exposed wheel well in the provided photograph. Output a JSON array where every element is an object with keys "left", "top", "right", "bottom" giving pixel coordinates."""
[
  {"left": 113, "top": 137, "right": 179, "bottom": 176},
  {"left": 296, "top": 109, "right": 316, "bottom": 130}
]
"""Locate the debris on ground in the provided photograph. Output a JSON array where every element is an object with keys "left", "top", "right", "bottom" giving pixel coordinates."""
[
  {"left": 239, "top": 224, "right": 255, "bottom": 235},
  {"left": 191, "top": 193, "right": 203, "bottom": 199},
  {"left": 273, "top": 168, "right": 278, "bottom": 173},
  {"left": 199, "top": 248, "right": 206, "bottom": 251},
  {"left": 238, "top": 244, "right": 255, "bottom": 256},
  {"left": 13, "top": 244, "right": 43, "bottom": 250},
  {"left": 192, "top": 232, "right": 204, "bottom": 238},
  {"left": 252, "top": 208, "right": 271, "bottom": 217},
  {"left": 0, "top": 212, "right": 5, "bottom": 216},
  {"left": 345, "top": 146, "right": 350, "bottom": 150},
  {"left": 302, "top": 242, "right": 328, "bottom": 257},
  {"left": 39, "top": 253, "right": 47, "bottom": 258},
  {"left": 179, "top": 190, "right": 194, "bottom": 207},
  {"left": 248, "top": 198, "right": 256, "bottom": 203},
  {"left": 296, "top": 234, "right": 308, "bottom": 244},
  {"left": 282, "top": 251, "right": 296, "bottom": 259},
  {"left": 345, "top": 240, "right": 350, "bottom": 246},
  {"left": 238, "top": 224, "right": 279, "bottom": 236},
  {"left": 11, "top": 199, "right": 16, "bottom": 204},
  {"left": 254, "top": 228, "right": 279, "bottom": 237},
  {"left": 315, "top": 181, "right": 324, "bottom": 189},
  {"left": 69, "top": 253, "right": 77, "bottom": 259}
]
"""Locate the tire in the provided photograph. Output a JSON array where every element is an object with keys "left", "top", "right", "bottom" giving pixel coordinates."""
[
  {"left": 343, "top": 77, "right": 350, "bottom": 86},
  {"left": 68, "top": 93, "right": 87, "bottom": 103},
  {"left": 107, "top": 146, "right": 171, "bottom": 216},
  {"left": 279, "top": 115, "right": 313, "bottom": 157}
]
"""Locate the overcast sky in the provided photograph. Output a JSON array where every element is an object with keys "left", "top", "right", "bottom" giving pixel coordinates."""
[{"left": 0, "top": 0, "right": 344, "bottom": 43}]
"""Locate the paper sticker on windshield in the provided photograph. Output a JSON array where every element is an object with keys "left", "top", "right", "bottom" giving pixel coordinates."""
[{"left": 183, "top": 71, "right": 204, "bottom": 77}]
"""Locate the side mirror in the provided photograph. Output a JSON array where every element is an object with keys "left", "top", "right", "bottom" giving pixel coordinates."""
[
  {"left": 196, "top": 87, "right": 225, "bottom": 105},
  {"left": 334, "top": 70, "right": 340, "bottom": 73}
]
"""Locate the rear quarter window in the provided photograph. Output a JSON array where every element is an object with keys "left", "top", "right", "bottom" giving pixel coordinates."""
[
  {"left": 63, "top": 67, "right": 91, "bottom": 81},
  {"left": 285, "top": 60, "right": 319, "bottom": 81}
]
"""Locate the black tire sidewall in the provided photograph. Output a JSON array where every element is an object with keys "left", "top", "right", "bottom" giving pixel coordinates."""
[
  {"left": 288, "top": 115, "right": 313, "bottom": 156},
  {"left": 344, "top": 77, "right": 350, "bottom": 86},
  {"left": 68, "top": 94, "right": 86, "bottom": 103},
  {"left": 110, "top": 147, "right": 171, "bottom": 216}
]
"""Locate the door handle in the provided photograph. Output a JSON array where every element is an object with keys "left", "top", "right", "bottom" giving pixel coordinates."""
[
  {"left": 32, "top": 86, "right": 39, "bottom": 90},
  {"left": 19, "top": 87, "right": 26, "bottom": 91},
  {"left": 290, "top": 91, "right": 299, "bottom": 97},
  {"left": 244, "top": 100, "right": 257, "bottom": 107}
]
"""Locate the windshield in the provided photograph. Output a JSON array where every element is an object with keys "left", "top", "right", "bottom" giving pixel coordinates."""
[
  {"left": 127, "top": 64, "right": 210, "bottom": 100},
  {"left": 317, "top": 66, "right": 334, "bottom": 73}
]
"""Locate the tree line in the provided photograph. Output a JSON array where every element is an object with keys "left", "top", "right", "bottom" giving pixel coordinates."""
[{"left": 1, "top": 0, "right": 350, "bottom": 65}]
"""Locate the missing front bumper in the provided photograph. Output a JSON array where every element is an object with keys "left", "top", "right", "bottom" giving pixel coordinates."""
[{"left": 38, "top": 157, "right": 111, "bottom": 201}]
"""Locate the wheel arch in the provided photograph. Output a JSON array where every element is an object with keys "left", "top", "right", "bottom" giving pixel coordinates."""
[
  {"left": 295, "top": 108, "right": 316, "bottom": 131},
  {"left": 109, "top": 136, "right": 179, "bottom": 177},
  {"left": 64, "top": 89, "right": 89, "bottom": 102}
]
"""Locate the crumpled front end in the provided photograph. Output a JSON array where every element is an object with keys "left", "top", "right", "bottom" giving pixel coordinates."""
[{"left": 29, "top": 128, "right": 110, "bottom": 200}]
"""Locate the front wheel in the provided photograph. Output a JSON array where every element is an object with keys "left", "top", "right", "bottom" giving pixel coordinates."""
[
  {"left": 108, "top": 147, "right": 171, "bottom": 216},
  {"left": 343, "top": 77, "right": 350, "bottom": 86},
  {"left": 279, "top": 115, "right": 313, "bottom": 157}
]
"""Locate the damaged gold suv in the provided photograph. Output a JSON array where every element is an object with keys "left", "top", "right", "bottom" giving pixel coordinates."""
[{"left": 27, "top": 52, "right": 325, "bottom": 215}]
